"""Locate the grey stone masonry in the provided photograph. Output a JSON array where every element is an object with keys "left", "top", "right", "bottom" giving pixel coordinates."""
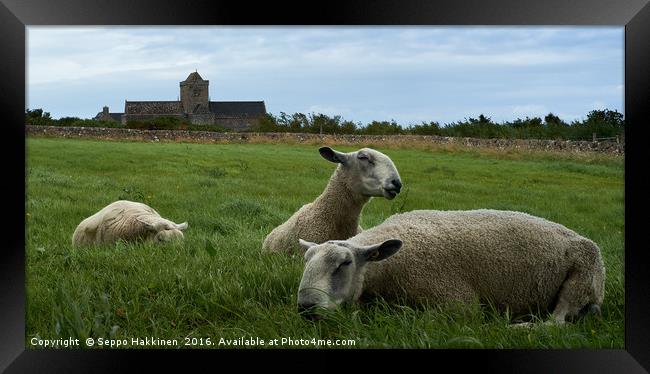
[
  {"left": 27, "top": 125, "right": 624, "bottom": 154},
  {"left": 97, "top": 71, "right": 267, "bottom": 130}
]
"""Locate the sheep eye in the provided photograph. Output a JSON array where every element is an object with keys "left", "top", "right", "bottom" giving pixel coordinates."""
[
  {"left": 333, "top": 261, "right": 350, "bottom": 274},
  {"left": 357, "top": 154, "right": 374, "bottom": 165},
  {"left": 337, "top": 260, "right": 352, "bottom": 269}
]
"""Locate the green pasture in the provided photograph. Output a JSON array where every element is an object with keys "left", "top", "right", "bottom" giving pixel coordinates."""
[{"left": 26, "top": 137, "right": 624, "bottom": 348}]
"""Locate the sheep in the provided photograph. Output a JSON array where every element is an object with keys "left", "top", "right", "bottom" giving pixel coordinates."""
[
  {"left": 297, "top": 209, "right": 605, "bottom": 325},
  {"left": 262, "top": 146, "right": 402, "bottom": 255},
  {"left": 72, "top": 200, "right": 188, "bottom": 246}
]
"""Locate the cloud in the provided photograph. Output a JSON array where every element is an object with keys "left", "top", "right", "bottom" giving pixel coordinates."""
[
  {"left": 29, "top": 26, "right": 615, "bottom": 85},
  {"left": 304, "top": 105, "right": 352, "bottom": 117},
  {"left": 511, "top": 104, "right": 548, "bottom": 118},
  {"left": 590, "top": 101, "right": 608, "bottom": 110},
  {"left": 27, "top": 26, "right": 624, "bottom": 123}
]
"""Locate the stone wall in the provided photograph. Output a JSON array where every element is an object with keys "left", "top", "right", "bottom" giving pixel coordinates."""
[
  {"left": 118, "top": 112, "right": 258, "bottom": 131},
  {"left": 212, "top": 117, "right": 259, "bottom": 131},
  {"left": 125, "top": 101, "right": 183, "bottom": 115},
  {"left": 121, "top": 113, "right": 185, "bottom": 122},
  {"left": 25, "top": 125, "right": 625, "bottom": 154},
  {"left": 187, "top": 113, "right": 213, "bottom": 125}
]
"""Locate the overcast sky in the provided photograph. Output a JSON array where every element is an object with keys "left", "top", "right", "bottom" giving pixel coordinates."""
[{"left": 27, "top": 26, "right": 623, "bottom": 125}]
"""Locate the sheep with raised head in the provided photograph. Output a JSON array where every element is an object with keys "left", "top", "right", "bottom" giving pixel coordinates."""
[
  {"left": 72, "top": 200, "right": 188, "bottom": 246},
  {"left": 262, "top": 146, "right": 402, "bottom": 255},
  {"left": 297, "top": 209, "right": 605, "bottom": 324}
]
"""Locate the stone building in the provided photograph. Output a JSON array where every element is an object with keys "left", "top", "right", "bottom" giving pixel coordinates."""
[
  {"left": 95, "top": 106, "right": 123, "bottom": 122},
  {"left": 95, "top": 71, "right": 266, "bottom": 131}
]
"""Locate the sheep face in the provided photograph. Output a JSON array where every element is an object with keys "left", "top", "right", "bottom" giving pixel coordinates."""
[
  {"left": 154, "top": 228, "right": 185, "bottom": 243},
  {"left": 138, "top": 218, "right": 188, "bottom": 244},
  {"left": 319, "top": 147, "right": 402, "bottom": 200},
  {"left": 297, "top": 238, "right": 402, "bottom": 317}
]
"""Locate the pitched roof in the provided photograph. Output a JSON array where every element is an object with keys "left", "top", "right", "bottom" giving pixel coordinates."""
[
  {"left": 125, "top": 101, "right": 182, "bottom": 115},
  {"left": 184, "top": 71, "right": 204, "bottom": 82},
  {"left": 94, "top": 112, "right": 124, "bottom": 121},
  {"left": 109, "top": 113, "right": 124, "bottom": 121},
  {"left": 209, "top": 101, "right": 266, "bottom": 117}
]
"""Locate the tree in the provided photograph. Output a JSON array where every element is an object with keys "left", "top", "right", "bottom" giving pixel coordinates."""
[
  {"left": 580, "top": 109, "right": 625, "bottom": 138},
  {"left": 408, "top": 121, "right": 441, "bottom": 136},
  {"left": 57, "top": 116, "right": 82, "bottom": 127},
  {"left": 249, "top": 113, "right": 279, "bottom": 132},
  {"left": 309, "top": 113, "right": 342, "bottom": 134},
  {"left": 544, "top": 113, "right": 564, "bottom": 126},
  {"left": 339, "top": 120, "right": 357, "bottom": 134},
  {"left": 361, "top": 120, "right": 403, "bottom": 135},
  {"left": 289, "top": 113, "right": 309, "bottom": 132},
  {"left": 586, "top": 109, "right": 624, "bottom": 127},
  {"left": 543, "top": 113, "right": 569, "bottom": 139},
  {"left": 25, "top": 108, "right": 53, "bottom": 126},
  {"left": 477, "top": 114, "right": 491, "bottom": 125}
]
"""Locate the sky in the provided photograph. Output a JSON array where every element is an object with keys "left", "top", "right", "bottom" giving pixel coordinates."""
[{"left": 27, "top": 26, "right": 624, "bottom": 125}]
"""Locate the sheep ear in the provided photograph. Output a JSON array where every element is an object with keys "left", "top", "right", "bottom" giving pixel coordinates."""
[
  {"left": 319, "top": 147, "right": 347, "bottom": 165},
  {"left": 359, "top": 239, "right": 402, "bottom": 262},
  {"left": 136, "top": 217, "right": 158, "bottom": 231},
  {"left": 298, "top": 238, "right": 319, "bottom": 251},
  {"left": 176, "top": 222, "right": 188, "bottom": 231}
]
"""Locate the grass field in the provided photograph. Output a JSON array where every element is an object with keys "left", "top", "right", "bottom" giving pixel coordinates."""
[{"left": 26, "top": 137, "right": 624, "bottom": 349}]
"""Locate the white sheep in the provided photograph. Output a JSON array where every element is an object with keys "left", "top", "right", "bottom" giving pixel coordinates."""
[
  {"left": 262, "top": 146, "right": 402, "bottom": 254},
  {"left": 72, "top": 200, "right": 188, "bottom": 246},
  {"left": 297, "top": 209, "right": 605, "bottom": 324}
]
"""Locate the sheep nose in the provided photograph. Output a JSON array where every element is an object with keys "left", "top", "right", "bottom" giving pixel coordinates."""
[
  {"left": 391, "top": 179, "right": 402, "bottom": 193},
  {"left": 298, "top": 303, "right": 321, "bottom": 320},
  {"left": 298, "top": 302, "right": 316, "bottom": 312}
]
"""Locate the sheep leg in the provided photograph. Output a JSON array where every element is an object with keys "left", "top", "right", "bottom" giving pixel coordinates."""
[
  {"left": 511, "top": 268, "right": 598, "bottom": 328},
  {"left": 550, "top": 269, "right": 594, "bottom": 323},
  {"left": 551, "top": 240, "right": 605, "bottom": 323}
]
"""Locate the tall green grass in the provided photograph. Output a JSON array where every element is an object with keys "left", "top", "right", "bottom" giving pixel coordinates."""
[{"left": 26, "top": 138, "right": 624, "bottom": 348}]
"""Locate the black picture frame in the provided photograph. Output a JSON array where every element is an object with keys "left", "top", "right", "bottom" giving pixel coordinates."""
[{"left": 2, "top": 0, "right": 649, "bottom": 372}]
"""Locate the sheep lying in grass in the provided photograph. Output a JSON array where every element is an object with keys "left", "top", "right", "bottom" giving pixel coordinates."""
[
  {"left": 297, "top": 209, "right": 605, "bottom": 325},
  {"left": 262, "top": 146, "right": 402, "bottom": 255},
  {"left": 72, "top": 200, "right": 188, "bottom": 246}
]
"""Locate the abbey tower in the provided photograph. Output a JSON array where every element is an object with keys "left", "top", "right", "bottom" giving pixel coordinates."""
[
  {"left": 95, "top": 71, "right": 266, "bottom": 131},
  {"left": 179, "top": 71, "right": 210, "bottom": 114}
]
